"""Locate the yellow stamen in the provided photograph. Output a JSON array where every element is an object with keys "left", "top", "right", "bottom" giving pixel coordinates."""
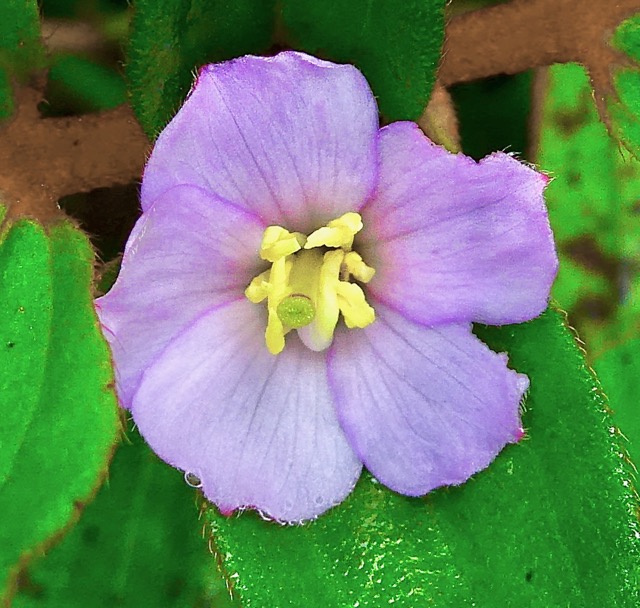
[
  {"left": 245, "top": 269, "right": 270, "bottom": 303},
  {"left": 336, "top": 282, "right": 376, "bottom": 328},
  {"left": 299, "top": 249, "right": 343, "bottom": 351},
  {"left": 246, "top": 212, "right": 376, "bottom": 354},
  {"left": 260, "top": 226, "right": 306, "bottom": 263},
  {"left": 304, "top": 212, "right": 363, "bottom": 250},
  {"left": 343, "top": 251, "right": 376, "bottom": 283},
  {"left": 263, "top": 256, "right": 294, "bottom": 354}
]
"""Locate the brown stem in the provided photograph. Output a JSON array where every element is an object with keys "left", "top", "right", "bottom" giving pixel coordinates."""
[
  {"left": 4, "top": 0, "right": 640, "bottom": 225},
  {"left": 0, "top": 86, "right": 149, "bottom": 224},
  {"left": 439, "top": 0, "right": 640, "bottom": 87}
]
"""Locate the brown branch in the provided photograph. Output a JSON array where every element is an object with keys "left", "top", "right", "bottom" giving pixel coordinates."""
[
  {"left": 439, "top": 0, "right": 640, "bottom": 87},
  {"left": 0, "top": 85, "right": 149, "bottom": 223},
  {"left": 4, "top": 0, "right": 640, "bottom": 225}
]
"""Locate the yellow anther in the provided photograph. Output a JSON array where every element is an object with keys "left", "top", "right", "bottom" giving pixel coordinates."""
[
  {"left": 244, "top": 270, "right": 270, "bottom": 303},
  {"left": 343, "top": 251, "right": 376, "bottom": 283},
  {"left": 336, "top": 282, "right": 376, "bottom": 328},
  {"left": 246, "top": 213, "right": 376, "bottom": 354},
  {"left": 260, "top": 226, "right": 306, "bottom": 263},
  {"left": 304, "top": 212, "right": 363, "bottom": 250}
]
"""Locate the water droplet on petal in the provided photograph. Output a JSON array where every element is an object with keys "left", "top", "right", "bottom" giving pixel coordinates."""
[{"left": 184, "top": 471, "right": 202, "bottom": 488}]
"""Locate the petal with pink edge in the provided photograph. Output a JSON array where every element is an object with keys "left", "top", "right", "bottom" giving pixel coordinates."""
[
  {"left": 131, "top": 299, "right": 362, "bottom": 523},
  {"left": 96, "top": 185, "right": 265, "bottom": 408},
  {"left": 359, "top": 122, "right": 558, "bottom": 326},
  {"left": 141, "top": 51, "right": 379, "bottom": 234},
  {"left": 328, "top": 303, "right": 527, "bottom": 496}
]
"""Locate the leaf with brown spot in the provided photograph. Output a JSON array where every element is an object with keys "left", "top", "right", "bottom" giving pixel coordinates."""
[{"left": 534, "top": 63, "right": 640, "bottom": 359}]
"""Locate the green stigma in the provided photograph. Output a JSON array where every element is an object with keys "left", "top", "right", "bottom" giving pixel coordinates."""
[{"left": 276, "top": 295, "right": 315, "bottom": 329}]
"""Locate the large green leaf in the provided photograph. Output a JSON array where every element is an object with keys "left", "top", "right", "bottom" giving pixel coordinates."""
[
  {"left": 281, "top": 0, "right": 445, "bottom": 122},
  {"left": 595, "top": 339, "right": 640, "bottom": 466},
  {"left": 536, "top": 63, "right": 640, "bottom": 359},
  {"left": 14, "top": 428, "right": 234, "bottom": 608},
  {"left": 0, "top": 0, "right": 45, "bottom": 119},
  {"left": 207, "top": 308, "right": 640, "bottom": 607},
  {"left": 128, "top": 0, "right": 445, "bottom": 136},
  {"left": 127, "top": 0, "right": 276, "bottom": 139},
  {"left": 0, "top": 219, "right": 119, "bottom": 603}
]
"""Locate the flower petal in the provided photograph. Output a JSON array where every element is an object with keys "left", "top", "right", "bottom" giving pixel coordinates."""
[
  {"left": 96, "top": 185, "right": 265, "bottom": 408},
  {"left": 328, "top": 303, "right": 527, "bottom": 496},
  {"left": 132, "top": 299, "right": 362, "bottom": 522},
  {"left": 141, "top": 51, "right": 379, "bottom": 233},
  {"left": 359, "top": 122, "right": 558, "bottom": 326}
]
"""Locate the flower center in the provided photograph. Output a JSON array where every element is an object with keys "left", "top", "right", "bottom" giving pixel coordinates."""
[{"left": 245, "top": 212, "right": 376, "bottom": 354}]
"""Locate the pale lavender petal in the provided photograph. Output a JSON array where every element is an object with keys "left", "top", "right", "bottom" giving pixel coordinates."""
[
  {"left": 141, "top": 51, "right": 379, "bottom": 233},
  {"left": 96, "top": 185, "right": 265, "bottom": 408},
  {"left": 359, "top": 122, "right": 558, "bottom": 326},
  {"left": 328, "top": 303, "right": 527, "bottom": 496},
  {"left": 132, "top": 299, "right": 362, "bottom": 522}
]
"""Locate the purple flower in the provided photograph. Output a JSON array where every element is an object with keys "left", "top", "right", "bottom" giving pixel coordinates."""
[{"left": 96, "top": 51, "right": 557, "bottom": 522}]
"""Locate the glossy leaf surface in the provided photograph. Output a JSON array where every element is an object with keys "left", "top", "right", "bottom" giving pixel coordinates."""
[
  {"left": 0, "top": 220, "right": 119, "bottom": 603},
  {"left": 207, "top": 308, "right": 640, "bottom": 607}
]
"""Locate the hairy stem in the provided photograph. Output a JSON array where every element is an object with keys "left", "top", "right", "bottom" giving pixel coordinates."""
[{"left": 439, "top": 0, "right": 640, "bottom": 87}]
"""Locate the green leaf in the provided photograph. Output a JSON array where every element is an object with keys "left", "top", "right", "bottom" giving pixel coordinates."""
[
  {"left": 0, "top": 0, "right": 45, "bottom": 118},
  {"left": 0, "top": 219, "right": 119, "bottom": 603},
  {"left": 43, "top": 54, "right": 127, "bottom": 117},
  {"left": 594, "top": 339, "right": 640, "bottom": 466},
  {"left": 610, "top": 12, "right": 640, "bottom": 159},
  {"left": 535, "top": 63, "right": 640, "bottom": 358},
  {"left": 207, "top": 308, "right": 640, "bottom": 607},
  {"left": 451, "top": 71, "right": 533, "bottom": 161},
  {"left": 0, "top": 69, "right": 14, "bottom": 120},
  {"left": 127, "top": 0, "right": 276, "bottom": 139},
  {"left": 281, "top": 0, "right": 445, "bottom": 122},
  {"left": 0, "top": 0, "right": 44, "bottom": 74},
  {"left": 13, "top": 428, "right": 234, "bottom": 608},
  {"left": 210, "top": 475, "right": 472, "bottom": 606}
]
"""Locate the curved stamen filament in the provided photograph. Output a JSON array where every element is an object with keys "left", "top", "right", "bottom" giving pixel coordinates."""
[{"left": 245, "top": 212, "right": 376, "bottom": 354}]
